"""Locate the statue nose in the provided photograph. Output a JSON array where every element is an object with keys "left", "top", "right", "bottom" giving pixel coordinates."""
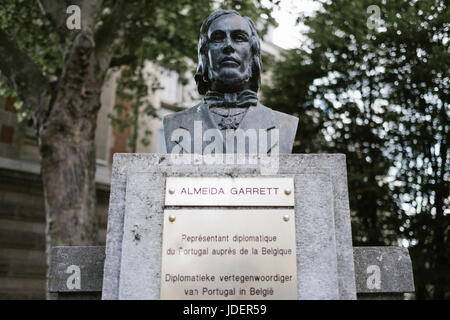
[{"left": 222, "top": 36, "right": 235, "bottom": 53}]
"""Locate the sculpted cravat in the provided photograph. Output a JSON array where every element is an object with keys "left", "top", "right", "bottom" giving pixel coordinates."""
[{"left": 204, "top": 90, "right": 258, "bottom": 129}]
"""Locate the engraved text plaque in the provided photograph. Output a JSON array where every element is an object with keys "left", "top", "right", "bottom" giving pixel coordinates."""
[
  {"left": 165, "top": 177, "right": 294, "bottom": 207},
  {"left": 160, "top": 209, "right": 298, "bottom": 300}
]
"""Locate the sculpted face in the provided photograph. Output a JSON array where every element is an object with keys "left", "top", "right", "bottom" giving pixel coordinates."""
[{"left": 207, "top": 14, "right": 253, "bottom": 93}]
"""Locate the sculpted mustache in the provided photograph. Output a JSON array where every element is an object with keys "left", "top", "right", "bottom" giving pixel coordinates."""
[{"left": 219, "top": 57, "right": 240, "bottom": 64}]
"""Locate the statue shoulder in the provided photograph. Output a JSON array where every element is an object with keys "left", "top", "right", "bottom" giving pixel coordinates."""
[
  {"left": 272, "top": 109, "right": 299, "bottom": 129},
  {"left": 259, "top": 103, "right": 298, "bottom": 153},
  {"left": 258, "top": 103, "right": 299, "bottom": 128},
  {"left": 163, "top": 102, "right": 204, "bottom": 127}
]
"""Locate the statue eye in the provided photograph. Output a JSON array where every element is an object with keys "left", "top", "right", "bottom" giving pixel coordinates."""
[
  {"left": 210, "top": 32, "right": 225, "bottom": 42},
  {"left": 233, "top": 32, "right": 249, "bottom": 42}
]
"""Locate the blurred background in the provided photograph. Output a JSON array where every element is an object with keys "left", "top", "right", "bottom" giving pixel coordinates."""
[{"left": 0, "top": 0, "right": 448, "bottom": 299}]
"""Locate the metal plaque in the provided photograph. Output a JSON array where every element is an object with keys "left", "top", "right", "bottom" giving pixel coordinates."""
[
  {"left": 165, "top": 177, "right": 294, "bottom": 206},
  {"left": 160, "top": 209, "right": 298, "bottom": 300}
]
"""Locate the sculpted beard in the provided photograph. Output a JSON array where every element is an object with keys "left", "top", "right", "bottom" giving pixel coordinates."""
[{"left": 207, "top": 61, "right": 253, "bottom": 92}]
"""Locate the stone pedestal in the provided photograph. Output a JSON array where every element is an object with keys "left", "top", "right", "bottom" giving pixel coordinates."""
[
  {"left": 48, "top": 245, "right": 415, "bottom": 299},
  {"left": 101, "top": 154, "right": 357, "bottom": 299}
]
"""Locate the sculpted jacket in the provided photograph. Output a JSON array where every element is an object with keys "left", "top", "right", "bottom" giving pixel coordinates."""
[{"left": 163, "top": 101, "right": 298, "bottom": 154}]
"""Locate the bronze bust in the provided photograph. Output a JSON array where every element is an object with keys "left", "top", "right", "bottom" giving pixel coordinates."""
[{"left": 163, "top": 10, "right": 298, "bottom": 154}]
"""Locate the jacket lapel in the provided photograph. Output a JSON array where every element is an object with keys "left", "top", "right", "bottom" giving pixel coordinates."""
[
  {"left": 175, "top": 102, "right": 279, "bottom": 154},
  {"left": 237, "top": 103, "right": 279, "bottom": 154}
]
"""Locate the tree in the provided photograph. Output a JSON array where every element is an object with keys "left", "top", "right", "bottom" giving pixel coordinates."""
[
  {"left": 0, "top": 0, "right": 276, "bottom": 297},
  {"left": 263, "top": 0, "right": 400, "bottom": 247},
  {"left": 377, "top": 0, "right": 449, "bottom": 299},
  {"left": 261, "top": 48, "right": 328, "bottom": 154},
  {"left": 263, "top": 0, "right": 448, "bottom": 298}
]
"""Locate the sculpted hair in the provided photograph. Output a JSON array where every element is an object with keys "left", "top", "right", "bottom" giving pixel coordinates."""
[{"left": 194, "top": 10, "right": 262, "bottom": 95}]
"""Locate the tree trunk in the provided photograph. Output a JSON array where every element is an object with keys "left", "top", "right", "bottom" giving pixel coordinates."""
[
  {"left": 39, "top": 83, "right": 102, "bottom": 298},
  {"left": 1, "top": 0, "right": 127, "bottom": 300},
  {"left": 40, "top": 104, "right": 100, "bottom": 246},
  {"left": 37, "top": 29, "right": 107, "bottom": 298}
]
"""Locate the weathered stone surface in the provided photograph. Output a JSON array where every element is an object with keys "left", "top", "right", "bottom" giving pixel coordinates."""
[
  {"left": 102, "top": 154, "right": 356, "bottom": 300},
  {"left": 118, "top": 169, "right": 339, "bottom": 299},
  {"left": 48, "top": 246, "right": 105, "bottom": 292},
  {"left": 353, "top": 246, "right": 414, "bottom": 294}
]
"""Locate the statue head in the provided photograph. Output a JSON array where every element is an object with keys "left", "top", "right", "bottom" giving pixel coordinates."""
[{"left": 194, "top": 10, "right": 262, "bottom": 95}]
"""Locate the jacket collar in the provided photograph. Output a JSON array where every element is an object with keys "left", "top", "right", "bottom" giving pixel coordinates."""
[
  {"left": 200, "top": 102, "right": 277, "bottom": 132},
  {"left": 175, "top": 102, "right": 279, "bottom": 154}
]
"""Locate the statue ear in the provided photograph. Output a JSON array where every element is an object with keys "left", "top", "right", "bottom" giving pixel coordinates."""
[
  {"left": 201, "top": 53, "right": 208, "bottom": 78},
  {"left": 195, "top": 52, "right": 210, "bottom": 95},
  {"left": 194, "top": 65, "right": 204, "bottom": 90}
]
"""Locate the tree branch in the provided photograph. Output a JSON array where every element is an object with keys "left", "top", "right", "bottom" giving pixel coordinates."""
[
  {"left": 94, "top": 0, "right": 138, "bottom": 72},
  {"left": 0, "top": 28, "right": 50, "bottom": 118},
  {"left": 37, "top": 0, "right": 104, "bottom": 41},
  {"left": 36, "top": 0, "right": 70, "bottom": 43},
  {"left": 110, "top": 54, "right": 138, "bottom": 68}
]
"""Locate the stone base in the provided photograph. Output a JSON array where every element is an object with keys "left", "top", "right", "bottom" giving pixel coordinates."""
[
  {"left": 100, "top": 153, "right": 360, "bottom": 300},
  {"left": 48, "top": 246, "right": 415, "bottom": 299}
]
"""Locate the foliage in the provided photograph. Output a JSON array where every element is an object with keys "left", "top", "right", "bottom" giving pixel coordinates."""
[
  {"left": 0, "top": 0, "right": 277, "bottom": 125},
  {"left": 0, "top": 0, "right": 62, "bottom": 75},
  {"left": 0, "top": 0, "right": 61, "bottom": 122},
  {"left": 378, "top": 0, "right": 449, "bottom": 299},
  {"left": 261, "top": 48, "right": 327, "bottom": 153},
  {"left": 262, "top": 0, "right": 448, "bottom": 299}
]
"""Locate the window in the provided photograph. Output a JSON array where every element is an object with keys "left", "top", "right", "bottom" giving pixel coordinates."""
[{"left": 160, "top": 69, "right": 182, "bottom": 105}]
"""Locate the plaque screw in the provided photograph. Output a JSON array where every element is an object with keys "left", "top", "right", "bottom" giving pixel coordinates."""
[
  {"left": 168, "top": 215, "right": 176, "bottom": 223},
  {"left": 283, "top": 215, "right": 290, "bottom": 222},
  {"left": 284, "top": 188, "right": 292, "bottom": 195},
  {"left": 168, "top": 188, "right": 175, "bottom": 195}
]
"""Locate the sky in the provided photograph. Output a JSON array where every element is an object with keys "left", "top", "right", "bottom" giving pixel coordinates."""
[{"left": 267, "top": 0, "right": 321, "bottom": 49}]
